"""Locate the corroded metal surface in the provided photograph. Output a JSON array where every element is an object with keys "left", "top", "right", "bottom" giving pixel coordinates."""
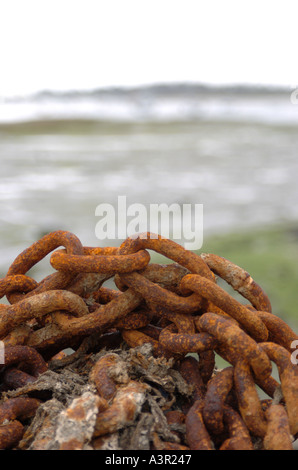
[{"left": 0, "top": 230, "right": 297, "bottom": 450}]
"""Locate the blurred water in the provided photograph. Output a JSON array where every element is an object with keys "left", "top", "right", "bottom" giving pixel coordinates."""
[
  {"left": 0, "top": 84, "right": 297, "bottom": 277},
  {"left": 1, "top": 84, "right": 298, "bottom": 125}
]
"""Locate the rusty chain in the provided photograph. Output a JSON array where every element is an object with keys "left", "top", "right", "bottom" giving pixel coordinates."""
[{"left": 0, "top": 230, "right": 297, "bottom": 450}]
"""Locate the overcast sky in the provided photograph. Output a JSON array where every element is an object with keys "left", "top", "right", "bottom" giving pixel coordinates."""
[{"left": 0, "top": 0, "right": 297, "bottom": 96}]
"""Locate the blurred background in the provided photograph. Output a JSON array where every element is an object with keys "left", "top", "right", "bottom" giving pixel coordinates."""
[{"left": 0, "top": 0, "right": 297, "bottom": 329}]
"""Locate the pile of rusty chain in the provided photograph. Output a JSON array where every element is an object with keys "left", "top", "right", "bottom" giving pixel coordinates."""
[{"left": 0, "top": 230, "right": 297, "bottom": 450}]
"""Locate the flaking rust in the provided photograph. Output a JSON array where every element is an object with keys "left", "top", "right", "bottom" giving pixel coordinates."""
[{"left": 0, "top": 230, "right": 297, "bottom": 450}]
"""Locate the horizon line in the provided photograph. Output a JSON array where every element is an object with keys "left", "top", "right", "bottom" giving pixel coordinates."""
[{"left": 0, "top": 80, "right": 292, "bottom": 101}]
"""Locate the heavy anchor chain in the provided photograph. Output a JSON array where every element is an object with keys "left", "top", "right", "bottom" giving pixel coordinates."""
[{"left": 0, "top": 230, "right": 297, "bottom": 450}]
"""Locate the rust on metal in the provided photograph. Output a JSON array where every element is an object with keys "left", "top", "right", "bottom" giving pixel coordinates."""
[
  {"left": 219, "top": 405, "right": 253, "bottom": 450},
  {"left": 196, "top": 312, "right": 272, "bottom": 381},
  {"left": 185, "top": 400, "right": 214, "bottom": 450},
  {"left": 203, "top": 367, "right": 234, "bottom": 435},
  {"left": 0, "top": 230, "right": 296, "bottom": 450},
  {"left": 93, "top": 380, "right": 148, "bottom": 437},
  {"left": 6, "top": 230, "right": 84, "bottom": 304},
  {"left": 180, "top": 274, "right": 268, "bottom": 342},
  {"left": 200, "top": 253, "right": 272, "bottom": 312},
  {"left": 178, "top": 356, "right": 206, "bottom": 404},
  {"left": 2, "top": 345, "right": 48, "bottom": 377},
  {"left": 263, "top": 404, "right": 294, "bottom": 450},
  {"left": 89, "top": 354, "right": 119, "bottom": 401},
  {"left": 233, "top": 360, "right": 268, "bottom": 438},
  {"left": 259, "top": 341, "right": 298, "bottom": 437},
  {"left": 0, "top": 420, "right": 24, "bottom": 450}
]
